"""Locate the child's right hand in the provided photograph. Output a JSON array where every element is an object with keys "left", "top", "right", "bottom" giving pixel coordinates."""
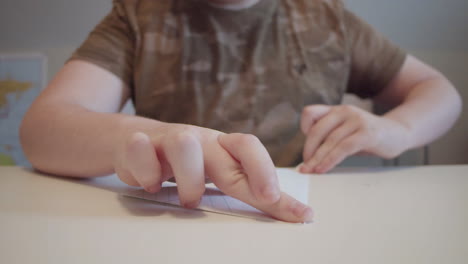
[{"left": 112, "top": 124, "right": 313, "bottom": 223}]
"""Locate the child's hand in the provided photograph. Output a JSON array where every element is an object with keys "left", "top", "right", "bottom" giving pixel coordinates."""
[
  {"left": 299, "top": 104, "right": 409, "bottom": 174},
  {"left": 113, "top": 124, "right": 313, "bottom": 223}
]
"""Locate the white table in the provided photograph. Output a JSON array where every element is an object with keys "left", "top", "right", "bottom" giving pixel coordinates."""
[{"left": 1, "top": 165, "right": 467, "bottom": 264}]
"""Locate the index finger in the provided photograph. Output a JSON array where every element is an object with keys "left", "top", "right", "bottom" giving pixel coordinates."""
[{"left": 213, "top": 134, "right": 314, "bottom": 223}]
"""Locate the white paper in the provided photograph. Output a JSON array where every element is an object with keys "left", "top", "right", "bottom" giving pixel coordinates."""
[{"left": 120, "top": 168, "right": 309, "bottom": 220}]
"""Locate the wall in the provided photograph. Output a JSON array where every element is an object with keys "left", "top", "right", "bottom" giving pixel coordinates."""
[
  {"left": 1, "top": 0, "right": 466, "bottom": 164},
  {"left": 0, "top": 0, "right": 111, "bottom": 80}
]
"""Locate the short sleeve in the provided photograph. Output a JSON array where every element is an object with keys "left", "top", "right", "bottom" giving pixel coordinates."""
[
  {"left": 68, "top": 0, "right": 135, "bottom": 88},
  {"left": 344, "top": 9, "right": 406, "bottom": 99}
]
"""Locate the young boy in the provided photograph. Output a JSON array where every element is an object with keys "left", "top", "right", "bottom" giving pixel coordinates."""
[{"left": 20, "top": 0, "right": 461, "bottom": 223}]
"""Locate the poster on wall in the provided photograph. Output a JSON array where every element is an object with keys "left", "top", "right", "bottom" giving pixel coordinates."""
[{"left": 0, "top": 53, "right": 47, "bottom": 166}]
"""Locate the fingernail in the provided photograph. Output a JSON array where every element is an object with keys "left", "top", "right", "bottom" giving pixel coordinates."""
[
  {"left": 314, "top": 166, "right": 323, "bottom": 174},
  {"left": 298, "top": 164, "right": 308, "bottom": 173},
  {"left": 295, "top": 163, "right": 303, "bottom": 172},
  {"left": 183, "top": 200, "right": 200, "bottom": 209},
  {"left": 290, "top": 201, "right": 313, "bottom": 221},
  {"left": 303, "top": 207, "right": 314, "bottom": 223},
  {"left": 145, "top": 185, "right": 160, "bottom": 193},
  {"left": 315, "top": 166, "right": 327, "bottom": 174},
  {"left": 262, "top": 185, "right": 280, "bottom": 202}
]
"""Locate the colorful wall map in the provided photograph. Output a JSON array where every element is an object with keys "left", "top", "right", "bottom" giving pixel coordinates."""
[{"left": 0, "top": 54, "right": 46, "bottom": 166}]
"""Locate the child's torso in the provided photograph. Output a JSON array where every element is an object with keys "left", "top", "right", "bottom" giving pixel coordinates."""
[{"left": 130, "top": 0, "right": 349, "bottom": 165}]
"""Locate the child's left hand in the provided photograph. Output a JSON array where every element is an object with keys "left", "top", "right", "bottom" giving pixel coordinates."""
[{"left": 299, "top": 104, "right": 410, "bottom": 174}]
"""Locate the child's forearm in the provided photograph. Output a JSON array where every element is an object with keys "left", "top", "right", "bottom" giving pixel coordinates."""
[
  {"left": 20, "top": 102, "right": 165, "bottom": 177},
  {"left": 383, "top": 76, "right": 462, "bottom": 153}
]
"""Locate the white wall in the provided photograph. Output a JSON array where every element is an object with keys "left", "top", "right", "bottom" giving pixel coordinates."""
[
  {"left": 0, "top": 0, "right": 111, "bottom": 80},
  {"left": 1, "top": 0, "right": 467, "bottom": 164},
  {"left": 345, "top": 0, "right": 468, "bottom": 51}
]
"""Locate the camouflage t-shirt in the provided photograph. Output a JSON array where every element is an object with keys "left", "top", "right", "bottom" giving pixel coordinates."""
[{"left": 70, "top": 0, "right": 406, "bottom": 166}]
